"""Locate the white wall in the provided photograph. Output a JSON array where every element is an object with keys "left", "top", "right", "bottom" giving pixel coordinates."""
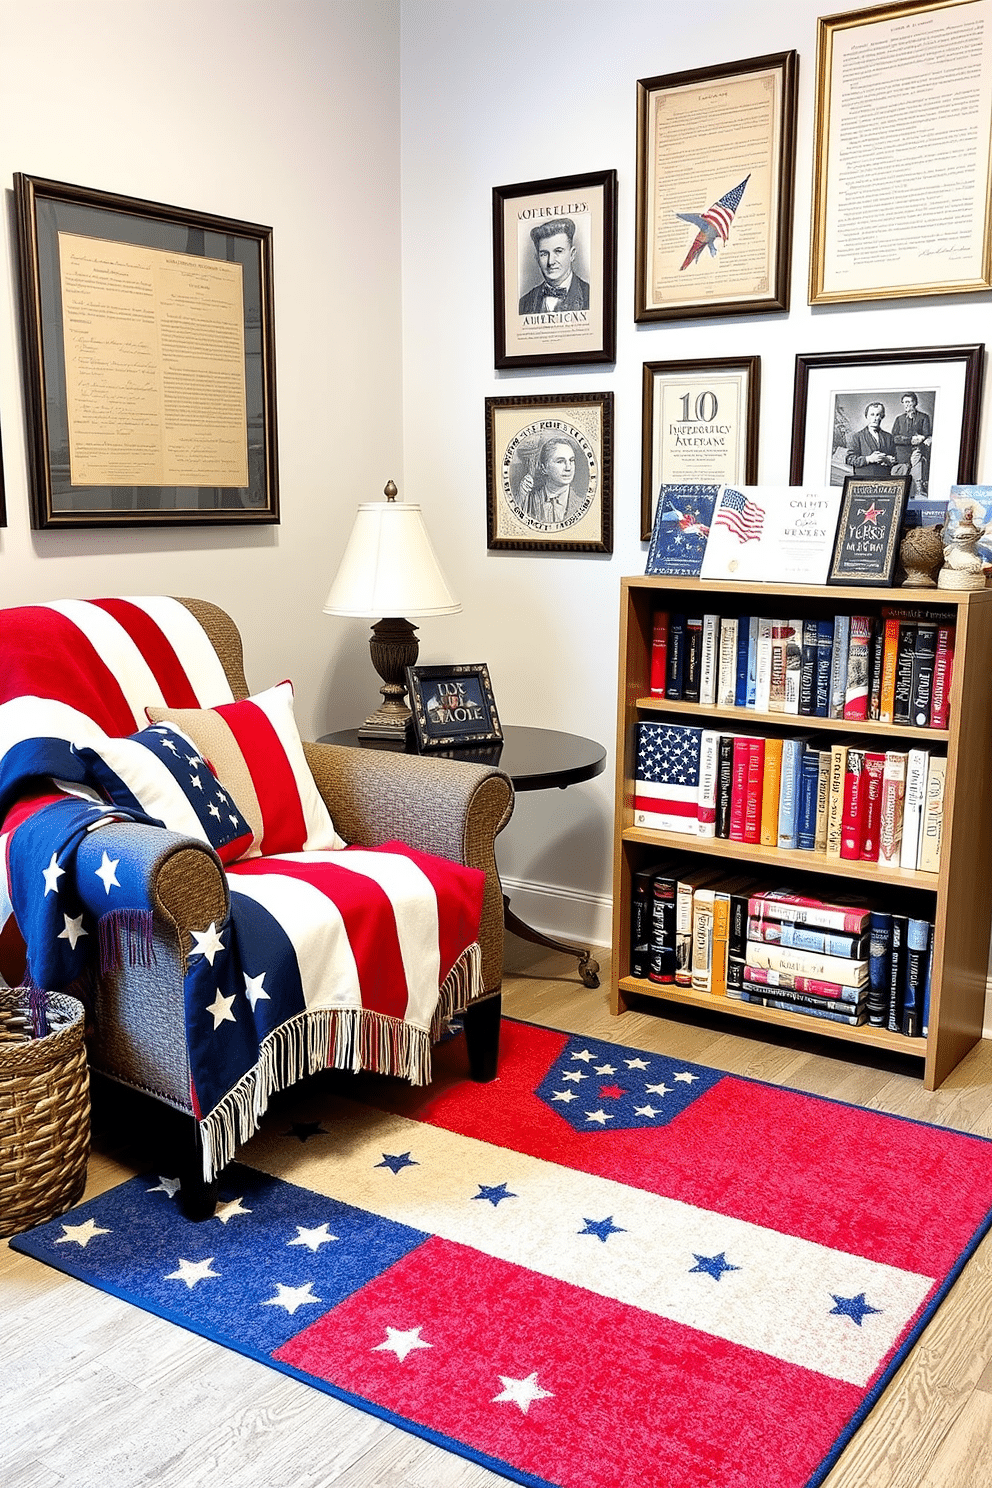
[
  {"left": 0, "top": 0, "right": 403, "bottom": 740},
  {"left": 399, "top": 0, "right": 992, "bottom": 982}
]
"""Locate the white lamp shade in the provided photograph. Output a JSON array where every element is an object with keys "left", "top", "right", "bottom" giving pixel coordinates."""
[{"left": 322, "top": 502, "right": 461, "bottom": 618}]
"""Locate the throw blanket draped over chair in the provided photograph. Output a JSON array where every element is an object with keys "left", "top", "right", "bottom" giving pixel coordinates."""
[{"left": 0, "top": 599, "right": 508, "bottom": 1182}]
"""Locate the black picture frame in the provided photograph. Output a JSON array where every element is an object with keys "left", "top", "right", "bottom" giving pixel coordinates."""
[
  {"left": 485, "top": 391, "right": 613, "bottom": 553},
  {"left": 13, "top": 173, "right": 279, "bottom": 529},
  {"left": 405, "top": 663, "right": 503, "bottom": 751},
  {"left": 828, "top": 474, "right": 911, "bottom": 586},
  {"left": 492, "top": 169, "right": 617, "bottom": 369}
]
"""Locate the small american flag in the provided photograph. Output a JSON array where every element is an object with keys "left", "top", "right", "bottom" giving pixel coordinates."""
[
  {"left": 679, "top": 176, "right": 751, "bottom": 269},
  {"left": 715, "top": 487, "right": 765, "bottom": 544}
]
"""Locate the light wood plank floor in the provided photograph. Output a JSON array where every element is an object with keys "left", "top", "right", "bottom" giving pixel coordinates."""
[{"left": 5, "top": 939, "right": 992, "bottom": 1488}]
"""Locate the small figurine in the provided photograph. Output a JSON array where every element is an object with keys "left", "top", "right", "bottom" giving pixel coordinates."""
[
  {"left": 899, "top": 524, "right": 944, "bottom": 587},
  {"left": 938, "top": 505, "right": 988, "bottom": 590}
]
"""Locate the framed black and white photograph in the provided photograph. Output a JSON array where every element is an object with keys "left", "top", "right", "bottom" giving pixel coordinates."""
[
  {"left": 641, "top": 356, "right": 759, "bottom": 540},
  {"left": 492, "top": 169, "right": 617, "bottom": 369},
  {"left": 406, "top": 663, "right": 502, "bottom": 751},
  {"left": 828, "top": 474, "right": 911, "bottom": 586},
  {"left": 635, "top": 51, "right": 798, "bottom": 322},
  {"left": 14, "top": 173, "right": 279, "bottom": 529},
  {"left": 485, "top": 391, "right": 613, "bottom": 553},
  {"left": 790, "top": 346, "right": 985, "bottom": 498}
]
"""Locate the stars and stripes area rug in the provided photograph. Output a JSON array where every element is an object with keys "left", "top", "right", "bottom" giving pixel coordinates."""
[{"left": 12, "top": 1018, "right": 992, "bottom": 1488}]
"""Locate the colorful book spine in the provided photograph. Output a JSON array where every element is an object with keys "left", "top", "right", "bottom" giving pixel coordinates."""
[
  {"left": 754, "top": 618, "right": 774, "bottom": 712},
  {"left": 745, "top": 942, "right": 868, "bottom": 986},
  {"left": 893, "top": 621, "right": 916, "bottom": 725},
  {"left": 759, "top": 737, "right": 783, "bottom": 847},
  {"left": 795, "top": 748, "right": 821, "bottom": 851},
  {"left": 878, "top": 751, "right": 907, "bottom": 867},
  {"left": 649, "top": 612, "right": 668, "bottom": 696},
  {"left": 743, "top": 738, "right": 765, "bottom": 844},
  {"left": 829, "top": 615, "right": 850, "bottom": 719},
  {"left": 717, "top": 617, "right": 738, "bottom": 707},
  {"left": 814, "top": 620, "right": 834, "bottom": 718},
  {"left": 858, "top": 751, "right": 886, "bottom": 862},
  {"left": 867, "top": 910, "right": 892, "bottom": 1026},
  {"left": 741, "top": 982, "right": 867, "bottom": 1016},
  {"left": 715, "top": 734, "right": 735, "bottom": 838},
  {"left": 814, "top": 751, "right": 831, "bottom": 854},
  {"left": 886, "top": 914, "right": 908, "bottom": 1032},
  {"left": 648, "top": 870, "right": 678, "bottom": 984},
  {"left": 743, "top": 963, "right": 866, "bottom": 1001},
  {"left": 740, "top": 993, "right": 866, "bottom": 1026},
  {"left": 745, "top": 617, "right": 759, "bottom": 709},
  {"left": 910, "top": 622, "right": 938, "bottom": 728},
  {"left": 901, "top": 918, "right": 932, "bottom": 1037},
  {"left": 776, "top": 737, "right": 803, "bottom": 850},
  {"left": 748, "top": 892, "right": 870, "bottom": 934},
  {"left": 867, "top": 618, "right": 886, "bottom": 721},
  {"left": 630, "top": 860, "right": 668, "bottom": 978},
  {"left": 784, "top": 619, "right": 803, "bottom": 715},
  {"left": 839, "top": 747, "right": 866, "bottom": 860},
  {"left": 930, "top": 624, "right": 955, "bottom": 729},
  {"left": 728, "top": 736, "right": 750, "bottom": 842},
  {"left": 683, "top": 617, "right": 703, "bottom": 702},
  {"left": 798, "top": 618, "right": 818, "bottom": 716},
  {"left": 734, "top": 618, "right": 751, "bottom": 708},
  {"left": 843, "top": 616, "right": 873, "bottom": 720},
  {"left": 878, "top": 617, "right": 900, "bottom": 724},
  {"left": 768, "top": 623, "right": 789, "bottom": 712},
  {"left": 699, "top": 614, "right": 719, "bottom": 706},
  {"left": 690, "top": 889, "right": 715, "bottom": 992},
  {"left": 675, "top": 866, "right": 721, "bottom": 987},
  {"left": 746, "top": 919, "right": 866, "bottom": 959},
  {"left": 665, "top": 614, "right": 686, "bottom": 700},
  {"left": 697, "top": 729, "right": 720, "bottom": 838},
  {"left": 917, "top": 754, "right": 946, "bottom": 873},
  {"left": 826, "top": 743, "right": 848, "bottom": 859},
  {"left": 899, "top": 747, "right": 930, "bottom": 870}
]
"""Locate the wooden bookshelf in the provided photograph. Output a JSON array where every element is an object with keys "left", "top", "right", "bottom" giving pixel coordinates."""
[{"left": 611, "top": 575, "right": 992, "bottom": 1089}]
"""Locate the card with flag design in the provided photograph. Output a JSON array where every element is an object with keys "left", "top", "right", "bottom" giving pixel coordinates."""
[{"left": 700, "top": 485, "right": 842, "bottom": 583}]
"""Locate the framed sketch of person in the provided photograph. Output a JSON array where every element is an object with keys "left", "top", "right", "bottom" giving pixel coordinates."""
[
  {"left": 790, "top": 346, "right": 984, "bottom": 501},
  {"left": 641, "top": 356, "right": 760, "bottom": 540},
  {"left": 635, "top": 51, "right": 798, "bottom": 321},
  {"left": 485, "top": 392, "right": 613, "bottom": 553},
  {"left": 13, "top": 173, "right": 279, "bottom": 529},
  {"left": 810, "top": 0, "right": 992, "bottom": 305},
  {"left": 493, "top": 170, "right": 618, "bottom": 368}
]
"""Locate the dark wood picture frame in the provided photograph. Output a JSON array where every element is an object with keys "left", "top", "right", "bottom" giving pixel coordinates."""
[
  {"left": 828, "top": 474, "right": 911, "bottom": 586},
  {"left": 635, "top": 51, "right": 798, "bottom": 322},
  {"left": 486, "top": 391, "right": 613, "bottom": 553},
  {"left": 493, "top": 169, "right": 618, "bottom": 369},
  {"left": 641, "top": 356, "right": 760, "bottom": 541},
  {"left": 790, "top": 345, "right": 984, "bottom": 495},
  {"left": 14, "top": 173, "right": 279, "bottom": 529},
  {"left": 406, "top": 663, "right": 503, "bottom": 751}
]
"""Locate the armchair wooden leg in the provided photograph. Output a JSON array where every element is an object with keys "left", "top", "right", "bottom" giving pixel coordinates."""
[
  {"left": 462, "top": 992, "right": 501, "bottom": 1082},
  {"left": 178, "top": 1116, "right": 219, "bottom": 1222}
]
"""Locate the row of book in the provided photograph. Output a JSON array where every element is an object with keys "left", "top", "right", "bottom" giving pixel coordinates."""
[
  {"left": 634, "top": 721, "right": 944, "bottom": 872},
  {"left": 629, "top": 865, "right": 931, "bottom": 1038},
  {"left": 649, "top": 608, "right": 954, "bottom": 730}
]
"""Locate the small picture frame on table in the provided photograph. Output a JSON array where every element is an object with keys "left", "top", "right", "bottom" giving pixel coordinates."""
[
  {"left": 405, "top": 664, "right": 503, "bottom": 751},
  {"left": 828, "top": 474, "right": 910, "bottom": 586}
]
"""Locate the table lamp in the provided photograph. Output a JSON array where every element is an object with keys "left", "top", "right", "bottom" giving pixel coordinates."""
[{"left": 323, "top": 480, "right": 461, "bottom": 739}]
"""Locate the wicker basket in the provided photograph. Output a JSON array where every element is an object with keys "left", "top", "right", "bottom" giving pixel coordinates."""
[{"left": 0, "top": 989, "right": 90, "bottom": 1238}]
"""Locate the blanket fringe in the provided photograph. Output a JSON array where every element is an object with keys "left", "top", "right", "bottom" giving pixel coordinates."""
[
  {"left": 99, "top": 909, "right": 156, "bottom": 974},
  {"left": 197, "top": 941, "right": 484, "bottom": 1182}
]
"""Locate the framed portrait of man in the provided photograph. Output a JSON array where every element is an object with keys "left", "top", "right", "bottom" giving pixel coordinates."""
[
  {"left": 485, "top": 392, "right": 613, "bottom": 552},
  {"left": 492, "top": 170, "right": 617, "bottom": 369}
]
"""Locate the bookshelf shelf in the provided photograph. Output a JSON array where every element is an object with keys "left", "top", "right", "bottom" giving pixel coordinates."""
[{"left": 611, "top": 575, "right": 992, "bottom": 1089}]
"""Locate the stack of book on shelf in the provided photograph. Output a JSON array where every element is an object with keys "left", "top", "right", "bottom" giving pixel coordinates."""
[
  {"left": 650, "top": 608, "right": 955, "bottom": 729},
  {"left": 629, "top": 869, "right": 933, "bottom": 1040},
  {"left": 633, "top": 721, "right": 945, "bottom": 872}
]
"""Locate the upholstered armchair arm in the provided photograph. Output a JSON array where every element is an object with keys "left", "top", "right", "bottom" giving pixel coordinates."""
[
  {"left": 303, "top": 742, "right": 514, "bottom": 995},
  {"left": 76, "top": 821, "right": 229, "bottom": 953}
]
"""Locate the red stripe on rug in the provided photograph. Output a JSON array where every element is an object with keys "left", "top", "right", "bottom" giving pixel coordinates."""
[
  {"left": 91, "top": 599, "right": 202, "bottom": 707},
  {"left": 0, "top": 605, "right": 135, "bottom": 733},
  {"left": 229, "top": 855, "right": 410, "bottom": 1020},
  {"left": 216, "top": 698, "right": 308, "bottom": 855},
  {"left": 368, "top": 1020, "right": 992, "bottom": 1276},
  {"left": 276, "top": 1234, "right": 860, "bottom": 1488}
]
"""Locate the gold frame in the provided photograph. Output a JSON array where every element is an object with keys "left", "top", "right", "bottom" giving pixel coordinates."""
[{"left": 810, "top": 0, "right": 992, "bottom": 305}]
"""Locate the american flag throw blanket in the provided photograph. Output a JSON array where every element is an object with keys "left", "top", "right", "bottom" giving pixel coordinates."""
[{"left": 0, "top": 599, "right": 485, "bottom": 1179}]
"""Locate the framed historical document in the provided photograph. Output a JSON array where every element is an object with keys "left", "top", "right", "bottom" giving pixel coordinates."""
[
  {"left": 641, "top": 356, "right": 759, "bottom": 540},
  {"left": 493, "top": 169, "right": 617, "bottom": 368},
  {"left": 635, "top": 51, "right": 798, "bottom": 321},
  {"left": 790, "top": 345, "right": 984, "bottom": 497},
  {"left": 810, "top": 0, "right": 992, "bottom": 304},
  {"left": 405, "top": 663, "right": 502, "bottom": 751},
  {"left": 14, "top": 173, "right": 279, "bottom": 529},
  {"left": 485, "top": 392, "right": 613, "bottom": 553},
  {"left": 828, "top": 475, "right": 911, "bottom": 585}
]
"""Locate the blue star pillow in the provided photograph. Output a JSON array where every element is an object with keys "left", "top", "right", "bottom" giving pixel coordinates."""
[{"left": 76, "top": 723, "right": 253, "bottom": 865}]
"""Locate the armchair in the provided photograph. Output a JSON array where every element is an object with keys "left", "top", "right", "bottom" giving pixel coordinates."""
[{"left": 0, "top": 598, "right": 513, "bottom": 1219}]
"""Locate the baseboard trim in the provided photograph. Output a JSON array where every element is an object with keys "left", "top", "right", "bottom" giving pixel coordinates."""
[{"left": 500, "top": 874, "right": 611, "bottom": 950}]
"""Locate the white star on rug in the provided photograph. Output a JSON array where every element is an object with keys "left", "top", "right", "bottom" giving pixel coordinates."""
[
  {"left": 584, "top": 1109, "right": 614, "bottom": 1125},
  {"left": 262, "top": 1281, "right": 322, "bottom": 1315},
  {"left": 492, "top": 1371, "right": 553, "bottom": 1413},
  {"left": 570, "top": 1049, "right": 596, "bottom": 1063},
  {"left": 165, "top": 1257, "right": 219, "bottom": 1289},
  {"left": 562, "top": 1071, "right": 587, "bottom": 1084},
  {"left": 214, "top": 1197, "right": 251, "bottom": 1224},
  {"left": 58, "top": 913, "right": 87, "bottom": 949},
  {"left": 244, "top": 972, "right": 270, "bottom": 1009},
  {"left": 625, "top": 1057, "right": 650, "bottom": 1069},
  {"left": 147, "top": 1176, "right": 181, "bottom": 1198},
  {"left": 551, "top": 1089, "right": 578, "bottom": 1103},
  {"left": 374, "top": 1325, "right": 432, "bottom": 1361},
  {"left": 190, "top": 922, "right": 225, "bottom": 965},
  {"left": 94, "top": 851, "right": 121, "bottom": 894},
  {"left": 594, "top": 1063, "right": 617, "bottom": 1075},
  {"left": 42, "top": 853, "right": 65, "bottom": 896},
  {"left": 645, "top": 1082, "right": 672, "bottom": 1097},
  {"left": 289, "top": 1224, "right": 338, "bottom": 1252},
  {"left": 634, "top": 1104, "right": 662, "bottom": 1119},
  {"left": 55, "top": 1217, "right": 110, "bottom": 1247},
  {"left": 207, "top": 990, "right": 237, "bottom": 1029},
  {"left": 673, "top": 1072, "right": 699, "bottom": 1084}
]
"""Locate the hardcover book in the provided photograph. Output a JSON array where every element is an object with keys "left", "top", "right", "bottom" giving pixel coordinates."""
[
  {"left": 843, "top": 616, "right": 873, "bottom": 719},
  {"left": 645, "top": 484, "right": 719, "bottom": 576},
  {"left": 930, "top": 624, "right": 955, "bottom": 729},
  {"left": 858, "top": 751, "right": 886, "bottom": 862},
  {"left": 867, "top": 910, "right": 892, "bottom": 1026},
  {"left": 633, "top": 722, "right": 703, "bottom": 836},
  {"left": 829, "top": 615, "right": 850, "bottom": 719},
  {"left": 748, "top": 890, "right": 870, "bottom": 934},
  {"left": 839, "top": 747, "right": 866, "bottom": 860},
  {"left": 814, "top": 620, "right": 834, "bottom": 717},
  {"left": 900, "top": 746, "right": 930, "bottom": 870},
  {"left": 910, "top": 622, "right": 938, "bottom": 728},
  {"left": 665, "top": 614, "right": 687, "bottom": 700},
  {"left": 918, "top": 754, "right": 946, "bottom": 873},
  {"left": 799, "top": 617, "right": 818, "bottom": 716},
  {"left": 683, "top": 617, "right": 704, "bottom": 702},
  {"left": 745, "top": 941, "right": 869, "bottom": 987},
  {"left": 699, "top": 614, "right": 720, "bottom": 706},
  {"left": 649, "top": 612, "right": 668, "bottom": 696},
  {"left": 717, "top": 617, "right": 738, "bottom": 708},
  {"left": 878, "top": 751, "right": 907, "bottom": 867}
]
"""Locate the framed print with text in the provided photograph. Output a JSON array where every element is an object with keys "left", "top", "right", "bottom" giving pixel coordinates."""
[
  {"left": 493, "top": 169, "right": 617, "bottom": 368},
  {"left": 406, "top": 663, "right": 502, "bottom": 751},
  {"left": 14, "top": 173, "right": 279, "bottom": 529},
  {"left": 810, "top": 0, "right": 992, "bottom": 305},
  {"left": 790, "top": 345, "right": 984, "bottom": 500},
  {"left": 635, "top": 51, "right": 797, "bottom": 321},
  {"left": 485, "top": 391, "right": 613, "bottom": 553},
  {"left": 828, "top": 475, "right": 910, "bottom": 586},
  {"left": 641, "top": 356, "right": 759, "bottom": 540}
]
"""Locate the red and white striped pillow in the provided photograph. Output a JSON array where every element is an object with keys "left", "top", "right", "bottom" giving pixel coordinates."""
[{"left": 146, "top": 681, "right": 345, "bottom": 859}]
